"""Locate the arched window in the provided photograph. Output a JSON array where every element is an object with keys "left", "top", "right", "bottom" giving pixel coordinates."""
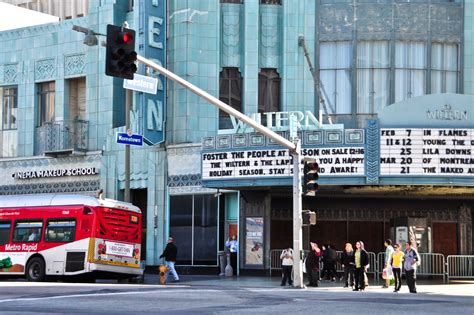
[{"left": 219, "top": 68, "right": 242, "bottom": 130}]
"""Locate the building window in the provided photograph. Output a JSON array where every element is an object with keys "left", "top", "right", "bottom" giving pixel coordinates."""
[
  {"left": 219, "top": 68, "right": 242, "bottom": 130},
  {"left": 357, "top": 41, "right": 390, "bottom": 114},
  {"left": 260, "top": 0, "right": 281, "bottom": 4},
  {"left": 320, "top": 41, "right": 352, "bottom": 114},
  {"left": 221, "top": 0, "right": 243, "bottom": 3},
  {"left": 258, "top": 69, "right": 281, "bottom": 125},
  {"left": 395, "top": 41, "right": 427, "bottom": 102},
  {"left": 1, "top": 86, "right": 17, "bottom": 130},
  {"left": 67, "top": 77, "right": 86, "bottom": 121},
  {"left": 431, "top": 43, "right": 458, "bottom": 94},
  {"left": 169, "top": 194, "right": 218, "bottom": 265},
  {"left": 37, "top": 81, "right": 55, "bottom": 126}
]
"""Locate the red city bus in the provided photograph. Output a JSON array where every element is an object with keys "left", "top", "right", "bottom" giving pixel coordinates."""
[{"left": 0, "top": 194, "right": 143, "bottom": 281}]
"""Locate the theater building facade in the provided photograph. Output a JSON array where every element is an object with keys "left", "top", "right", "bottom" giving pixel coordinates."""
[{"left": 1, "top": 0, "right": 473, "bottom": 273}]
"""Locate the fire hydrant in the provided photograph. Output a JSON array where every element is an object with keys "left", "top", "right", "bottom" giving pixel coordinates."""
[{"left": 158, "top": 264, "right": 168, "bottom": 285}]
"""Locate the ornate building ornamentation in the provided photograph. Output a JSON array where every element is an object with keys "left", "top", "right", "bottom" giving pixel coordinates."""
[
  {"left": 167, "top": 174, "right": 202, "bottom": 187},
  {"left": 0, "top": 179, "right": 100, "bottom": 195},
  {"left": 366, "top": 119, "right": 380, "bottom": 184},
  {"left": 3, "top": 63, "right": 18, "bottom": 83},
  {"left": 35, "top": 58, "right": 56, "bottom": 81},
  {"left": 221, "top": 3, "right": 241, "bottom": 68},
  {"left": 64, "top": 54, "right": 86, "bottom": 77},
  {"left": 259, "top": 5, "right": 280, "bottom": 69}
]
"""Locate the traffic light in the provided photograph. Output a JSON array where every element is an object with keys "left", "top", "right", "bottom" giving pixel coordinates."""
[
  {"left": 302, "top": 210, "right": 317, "bottom": 226},
  {"left": 105, "top": 24, "right": 137, "bottom": 79},
  {"left": 303, "top": 158, "right": 319, "bottom": 196}
]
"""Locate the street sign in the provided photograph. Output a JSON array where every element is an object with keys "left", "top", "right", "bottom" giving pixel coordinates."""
[
  {"left": 116, "top": 132, "right": 143, "bottom": 146},
  {"left": 123, "top": 73, "right": 158, "bottom": 94}
]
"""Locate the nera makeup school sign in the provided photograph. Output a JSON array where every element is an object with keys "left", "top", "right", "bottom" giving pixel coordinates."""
[{"left": 12, "top": 167, "right": 99, "bottom": 180}]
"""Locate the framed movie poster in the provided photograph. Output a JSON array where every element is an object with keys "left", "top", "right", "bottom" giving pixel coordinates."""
[{"left": 245, "top": 217, "right": 264, "bottom": 265}]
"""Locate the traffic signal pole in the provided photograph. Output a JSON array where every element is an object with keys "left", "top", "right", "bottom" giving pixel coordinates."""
[
  {"left": 291, "top": 139, "right": 304, "bottom": 288},
  {"left": 135, "top": 55, "right": 305, "bottom": 288}
]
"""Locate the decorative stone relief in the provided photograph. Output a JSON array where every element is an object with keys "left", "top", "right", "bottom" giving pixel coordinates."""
[
  {"left": 259, "top": 5, "right": 280, "bottom": 69},
  {"left": 168, "top": 144, "right": 202, "bottom": 176},
  {"left": 221, "top": 4, "right": 241, "bottom": 68},
  {"left": 0, "top": 179, "right": 100, "bottom": 195},
  {"left": 35, "top": 58, "right": 56, "bottom": 81},
  {"left": 458, "top": 204, "right": 472, "bottom": 224},
  {"left": 366, "top": 119, "right": 379, "bottom": 184},
  {"left": 3, "top": 63, "right": 18, "bottom": 83},
  {"left": 65, "top": 54, "right": 85, "bottom": 77},
  {"left": 318, "top": 2, "right": 461, "bottom": 42},
  {"left": 167, "top": 174, "right": 202, "bottom": 188}
]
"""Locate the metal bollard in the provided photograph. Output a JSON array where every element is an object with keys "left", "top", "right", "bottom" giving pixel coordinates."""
[
  {"left": 225, "top": 253, "right": 234, "bottom": 277},
  {"left": 218, "top": 251, "right": 226, "bottom": 276}
]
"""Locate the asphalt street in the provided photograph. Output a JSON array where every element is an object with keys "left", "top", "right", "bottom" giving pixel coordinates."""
[{"left": 0, "top": 277, "right": 473, "bottom": 314}]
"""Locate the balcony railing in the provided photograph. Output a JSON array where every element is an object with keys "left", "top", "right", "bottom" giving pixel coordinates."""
[{"left": 35, "top": 119, "right": 88, "bottom": 156}]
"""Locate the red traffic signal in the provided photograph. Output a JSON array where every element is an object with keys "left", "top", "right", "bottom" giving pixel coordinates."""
[
  {"left": 105, "top": 25, "right": 137, "bottom": 79},
  {"left": 121, "top": 31, "right": 133, "bottom": 44}
]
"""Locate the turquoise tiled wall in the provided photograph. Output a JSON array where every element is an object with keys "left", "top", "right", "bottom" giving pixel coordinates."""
[
  {"left": 167, "top": 0, "right": 318, "bottom": 140},
  {"left": 0, "top": 0, "right": 132, "bottom": 157},
  {"left": 167, "top": 0, "right": 220, "bottom": 144},
  {"left": 465, "top": 0, "right": 474, "bottom": 95}
]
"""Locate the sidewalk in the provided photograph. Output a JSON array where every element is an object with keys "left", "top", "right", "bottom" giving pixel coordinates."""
[{"left": 141, "top": 273, "right": 474, "bottom": 296}]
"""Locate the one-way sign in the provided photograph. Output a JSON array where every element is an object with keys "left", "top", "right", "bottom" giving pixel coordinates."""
[{"left": 116, "top": 132, "right": 143, "bottom": 146}]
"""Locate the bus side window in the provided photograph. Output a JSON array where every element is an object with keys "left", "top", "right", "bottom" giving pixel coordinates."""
[
  {"left": 45, "top": 220, "right": 76, "bottom": 243},
  {"left": 12, "top": 221, "right": 43, "bottom": 243},
  {"left": 0, "top": 221, "right": 11, "bottom": 245}
]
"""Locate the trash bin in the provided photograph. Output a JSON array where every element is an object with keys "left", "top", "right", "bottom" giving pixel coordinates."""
[{"left": 218, "top": 251, "right": 226, "bottom": 276}]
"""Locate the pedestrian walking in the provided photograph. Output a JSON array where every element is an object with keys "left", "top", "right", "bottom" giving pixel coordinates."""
[
  {"left": 353, "top": 240, "right": 369, "bottom": 291},
  {"left": 159, "top": 237, "right": 180, "bottom": 282},
  {"left": 341, "top": 243, "right": 355, "bottom": 288},
  {"left": 280, "top": 246, "right": 293, "bottom": 286},
  {"left": 404, "top": 241, "right": 420, "bottom": 293},
  {"left": 382, "top": 239, "right": 394, "bottom": 288},
  {"left": 391, "top": 243, "right": 404, "bottom": 292},
  {"left": 305, "top": 242, "right": 321, "bottom": 287}
]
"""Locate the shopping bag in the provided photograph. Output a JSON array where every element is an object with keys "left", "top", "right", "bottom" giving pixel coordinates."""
[
  {"left": 382, "top": 268, "right": 388, "bottom": 280},
  {"left": 386, "top": 266, "right": 394, "bottom": 279}
]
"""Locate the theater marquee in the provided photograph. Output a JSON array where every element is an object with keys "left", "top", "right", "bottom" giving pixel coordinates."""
[{"left": 202, "top": 147, "right": 365, "bottom": 180}]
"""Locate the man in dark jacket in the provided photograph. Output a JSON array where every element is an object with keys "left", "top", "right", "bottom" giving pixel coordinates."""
[
  {"left": 305, "top": 242, "right": 321, "bottom": 287},
  {"left": 326, "top": 244, "right": 338, "bottom": 281},
  {"left": 159, "top": 237, "right": 179, "bottom": 282}
]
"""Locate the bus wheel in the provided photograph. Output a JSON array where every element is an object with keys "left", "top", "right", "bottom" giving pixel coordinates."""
[{"left": 26, "top": 257, "right": 45, "bottom": 282}]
